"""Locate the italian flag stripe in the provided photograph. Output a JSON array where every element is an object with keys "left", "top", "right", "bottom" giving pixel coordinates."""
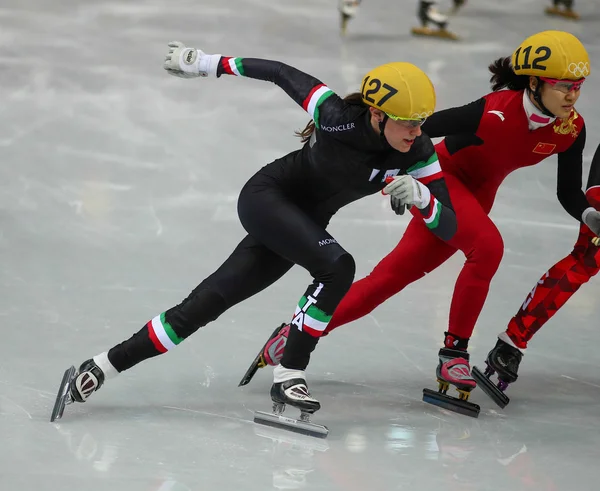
[
  {"left": 229, "top": 57, "right": 244, "bottom": 76},
  {"left": 221, "top": 57, "right": 244, "bottom": 76},
  {"left": 148, "top": 313, "right": 183, "bottom": 352},
  {"left": 407, "top": 153, "right": 438, "bottom": 172},
  {"left": 302, "top": 85, "right": 333, "bottom": 128},
  {"left": 416, "top": 170, "right": 444, "bottom": 184},
  {"left": 293, "top": 296, "right": 331, "bottom": 334},
  {"left": 147, "top": 320, "right": 167, "bottom": 353},
  {"left": 305, "top": 304, "right": 332, "bottom": 323},
  {"left": 407, "top": 158, "right": 442, "bottom": 180},
  {"left": 424, "top": 199, "right": 443, "bottom": 228},
  {"left": 221, "top": 57, "right": 234, "bottom": 75}
]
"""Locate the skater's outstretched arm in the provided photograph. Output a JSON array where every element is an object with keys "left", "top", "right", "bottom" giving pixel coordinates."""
[
  {"left": 421, "top": 98, "right": 485, "bottom": 138},
  {"left": 163, "top": 41, "right": 358, "bottom": 135}
]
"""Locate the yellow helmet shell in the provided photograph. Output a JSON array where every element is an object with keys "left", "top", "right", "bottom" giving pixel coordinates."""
[
  {"left": 361, "top": 62, "right": 436, "bottom": 120},
  {"left": 512, "top": 30, "right": 590, "bottom": 80}
]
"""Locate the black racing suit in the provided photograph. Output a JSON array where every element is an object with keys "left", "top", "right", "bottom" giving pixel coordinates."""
[{"left": 107, "top": 57, "right": 457, "bottom": 374}]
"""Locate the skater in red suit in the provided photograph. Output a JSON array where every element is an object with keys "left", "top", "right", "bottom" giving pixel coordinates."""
[
  {"left": 253, "top": 30, "right": 597, "bottom": 414},
  {"left": 478, "top": 141, "right": 600, "bottom": 396}
]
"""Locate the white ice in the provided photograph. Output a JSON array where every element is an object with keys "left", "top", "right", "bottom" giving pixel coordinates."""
[{"left": 2, "top": 0, "right": 600, "bottom": 490}]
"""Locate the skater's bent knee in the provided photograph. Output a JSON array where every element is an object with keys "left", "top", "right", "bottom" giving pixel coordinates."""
[
  {"left": 167, "top": 288, "right": 228, "bottom": 338},
  {"left": 469, "top": 230, "right": 504, "bottom": 275},
  {"left": 330, "top": 253, "right": 356, "bottom": 290}
]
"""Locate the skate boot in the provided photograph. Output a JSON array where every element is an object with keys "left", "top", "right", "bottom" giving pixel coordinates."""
[
  {"left": 51, "top": 358, "right": 106, "bottom": 422},
  {"left": 239, "top": 323, "right": 289, "bottom": 387},
  {"left": 411, "top": 1, "right": 459, "bottom": 40},
  {"left": 423, "top": 348, "right": 480, "bottom": 418},
  {"left": 545, "top": 0, "right": 579, "bottom": 19},
  {"left": 472, "top": 335, "right": 523, "bottom": 408},
  {"left": 339, "top": 0, "right": 361, "bottom": 35},
  {"left": 254, "top": 366, "right": 328, "bottom": 438}
]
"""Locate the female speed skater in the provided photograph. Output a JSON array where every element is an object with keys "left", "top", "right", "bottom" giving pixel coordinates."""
[
  {"left": 248, "top": 30, "right": 598, "bottom": 417},
  {"left": 51, "top": 41, "right": 458, "bottom": 436},
  {"left": 476, "top": 141, "right": 600, "bottom": 407}
]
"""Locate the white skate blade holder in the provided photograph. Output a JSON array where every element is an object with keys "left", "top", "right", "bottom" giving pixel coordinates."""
[
  {"left": 254, "top": 410, "right": 329, "bottom": 439},
  {"left": 50, "top": 366, "right": 76, "bottom": 422}
]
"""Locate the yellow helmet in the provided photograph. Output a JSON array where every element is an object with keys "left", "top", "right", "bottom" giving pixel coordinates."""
[
  {"left": 512, "top": 30, "right": 590, "bottom": 80},
  {"left": 360, "top": 62, "right": 436, "bottom": 121}
]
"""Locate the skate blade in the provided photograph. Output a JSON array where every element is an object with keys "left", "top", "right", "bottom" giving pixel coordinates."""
[
  {"left": 544, "top": 7, "right": 579, "bottom": 19},
  {"left": 254, "top": 410, "right": 329, "bottom": 439},
  {"left": 411, "top": 27, "right": 460, "bottom": 41},
  {"left": 253, "top": 423, "right": 330, "bottom": 451},
  {"left": 472, "top": 366, "right": 510, "bottom": 409},
  {"left": 238, "top": 324, "right": 284, "bottom": 387},
  {"left": 50, "top": 366, "right": 76, "bottom": 422},
  {"left": 423, "top": 388, "right": 480, "bottom": 418}
]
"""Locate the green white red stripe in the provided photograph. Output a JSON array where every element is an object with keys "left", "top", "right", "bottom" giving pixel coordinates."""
[
  {"left": 302, "top": 84, "right": 333, "bottom": 129},
  {"left": 407, "top": 154, "right": 443, "bottom": 184},
  {"left": 147, "top": 312, "right": 183, "bottom": 353},
  {"left": 423, "top": 198, "right": 442, "bottom": 229},
  {"left": 293, "top": 296, "right": 331, "bottom": 336},
  {"left": 221, "top": 57, "right": 245, "bottom": 76}
]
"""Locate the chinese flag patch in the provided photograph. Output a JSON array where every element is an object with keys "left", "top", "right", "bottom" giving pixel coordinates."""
[{"left": 533, "top": 142, "right": 556, "bottom": 155}]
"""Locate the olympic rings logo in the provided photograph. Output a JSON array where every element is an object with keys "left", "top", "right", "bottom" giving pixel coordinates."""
[
  {"left": 411, "top": 111, "right": 433, "bottom": 119},
  {"left": 568, "top": 62, "right": 590, "bottom": 78}
]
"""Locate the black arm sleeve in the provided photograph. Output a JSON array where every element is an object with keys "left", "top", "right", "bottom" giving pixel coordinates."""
[
  {"left": 557, "top": 124, "right": 588, "bottom": 221},
  {"left": 586, "top": 140, "right": 600, "bottom": 190},
  {"left": 421, "top": 98, "right": 486, "bottom": 138},
  {"left": 216, "top": 57, "right": 357, "bottom": 132}
]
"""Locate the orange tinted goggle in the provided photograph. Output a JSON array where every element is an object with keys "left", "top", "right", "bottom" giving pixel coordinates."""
[{"left": 539, "top": 77, "right": 585, "bottom": 93}]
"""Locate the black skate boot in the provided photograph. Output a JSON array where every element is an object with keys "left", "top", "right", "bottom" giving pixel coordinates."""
[
  {"left": 254, "top": 366, "right": 328, "bottom": 438},
  {"left": 545, "top": 0, "right": 579, "bottom": 19},
  {"left": 411, "top": 1, "right": 459, "bottom": 40},
  {"left": 51, "top": 358, "right": 105, "bottom": 422},
  {"left": 472, "top": 337, "right": 523, "bottom": 409},
  {"left": 238, "top": 323, "right": 289, "bottom": 387},
  {"left": 423, "top": 348, "right": 480, "bottom": 418}
]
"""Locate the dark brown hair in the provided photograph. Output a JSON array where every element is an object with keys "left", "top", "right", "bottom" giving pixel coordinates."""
[
  {"left": 489, "top": 56, "right": 530, "bottom": 92},
  {"left": 295, "top": 92, "right": 365, "bottom": 143}
]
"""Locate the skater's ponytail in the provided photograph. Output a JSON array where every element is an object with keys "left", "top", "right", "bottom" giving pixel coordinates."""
[
  {"left": 295, "top": 92, "right": 365, "bottom": 143},
  {"left": 489, "top": 57, "right": 530, "bottom": 92}
]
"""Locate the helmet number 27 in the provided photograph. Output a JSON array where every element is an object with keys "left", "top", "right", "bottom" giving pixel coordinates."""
[
  {"left": 361, "top": 77, "right": 398, "bottom": 106},
  {"left": 513, "top": 45, "right": 551, "bottom": 71}
]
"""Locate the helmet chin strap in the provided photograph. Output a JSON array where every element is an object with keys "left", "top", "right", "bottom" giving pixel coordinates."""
[{"left": 531, "top": 78, "right": 556, "bottom": 118}]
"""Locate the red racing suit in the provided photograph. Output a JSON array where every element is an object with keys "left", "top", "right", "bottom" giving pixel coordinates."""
[{"left": 323, "top": 89, "right": 588, "bottom": 346}]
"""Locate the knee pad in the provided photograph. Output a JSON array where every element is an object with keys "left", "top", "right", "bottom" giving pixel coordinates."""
[{"left": 166, "top": 288, "right": 228, "bottom": 339}]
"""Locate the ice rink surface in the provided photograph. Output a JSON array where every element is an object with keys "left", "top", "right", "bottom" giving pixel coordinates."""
[{"left": 2, "top": 0, "right": 600, "bottom": 489}]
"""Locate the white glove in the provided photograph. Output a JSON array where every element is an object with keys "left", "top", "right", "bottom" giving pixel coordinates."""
[
  {"left": 582, "top": 207, "right": 600, "bottom": 236},
  {"left": 383, "top": 175, "right": 431, "bottom": 210},
  {"left": 163, "top": 41, "right": 221, "bottom": 79}
]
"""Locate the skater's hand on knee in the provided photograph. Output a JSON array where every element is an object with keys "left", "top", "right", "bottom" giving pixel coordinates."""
[
  {"left": 583, "top": 208, "right": 600, "bottom": 236},
  {"left": 163, "top": 41, "right": 221, "bottom": 79},
  {"left": 383, "top": 175, "right": 430, "bottom": 209}
]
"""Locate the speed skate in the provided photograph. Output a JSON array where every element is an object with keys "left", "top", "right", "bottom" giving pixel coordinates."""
[
  {"left": 422, "top": 348, "right": 481, "bottom": 418},
  {"left": 254, "top": 403, "right": 329, "bottom": 439},
  {"left": 50, "top": 365, "right": 77, "bottom": 422}
]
